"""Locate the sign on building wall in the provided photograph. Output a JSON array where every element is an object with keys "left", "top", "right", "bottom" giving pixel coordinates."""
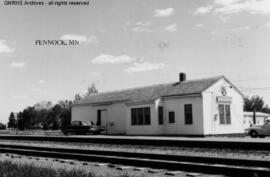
[
  {"left": 216, "top": 96, "right": 232, "bottom": 103},
  {"left": 216, "top": 86, "right": 232, "bottom": 103}
]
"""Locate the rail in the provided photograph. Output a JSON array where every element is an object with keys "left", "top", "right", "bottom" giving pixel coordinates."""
[
  {"left": 0, "top": 135, "right": 270, "bottom": 150},
  {"left": 0, "top": 143, "right": 269, "bottom": 176}
]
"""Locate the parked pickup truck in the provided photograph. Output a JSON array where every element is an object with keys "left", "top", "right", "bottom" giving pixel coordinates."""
[
  {"left": 245, "top": 121, "right": 270, "bottom": 138},
  {"left": 62, "top": 120, "right": 105, "bottom": 135}
]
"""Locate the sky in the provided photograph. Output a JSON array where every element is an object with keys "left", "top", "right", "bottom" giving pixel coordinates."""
[{"left": 1, "top": 0, "right": 270, "bottom": 123}]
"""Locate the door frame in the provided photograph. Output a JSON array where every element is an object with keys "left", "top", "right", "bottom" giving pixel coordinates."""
[{"left": 97, "top": 109, "right": 108, "bottom": 134}]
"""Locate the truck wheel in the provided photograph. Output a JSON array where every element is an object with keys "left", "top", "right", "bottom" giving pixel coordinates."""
[
  {"left": 250, "top": 130, "right": 258, "bottom": 138},
  {"left": 93, "top": 131, "right": 100, "bottom": 135},
  {"left": 259, "top": 135, "right": 265, "bottom": 138},
  {"left": 63, "top": 131, "right": 68, "bottom": 135}
]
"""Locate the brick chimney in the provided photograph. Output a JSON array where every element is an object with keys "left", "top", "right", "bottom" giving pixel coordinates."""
[{"left": 179, "top": 72, "right": 186, "bottom": 82}]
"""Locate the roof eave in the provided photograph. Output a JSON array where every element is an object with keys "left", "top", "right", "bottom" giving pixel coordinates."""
[
  {"left": 223, "top": 76, "right": 245, "bottom": 98},
  {"left": 125, "top": 100, "right": 155, "bottom": 106},
  {"left": 162, "top": 93, "right": 202, "bottom": 99},
  {"left": 72, "top": 99, "right": 130, "bottom": 107}
]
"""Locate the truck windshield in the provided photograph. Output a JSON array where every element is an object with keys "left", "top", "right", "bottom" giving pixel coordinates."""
[{"left": 81, "top": 121, "right": 92, "bottom": 126}]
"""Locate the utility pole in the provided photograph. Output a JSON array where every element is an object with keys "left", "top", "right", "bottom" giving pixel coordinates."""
[
  {"left": 15, "top": 113, "right": 18, "bottom": 135},
  {"left": 253, "top": 108, "right": 256, "bottom": 125}
]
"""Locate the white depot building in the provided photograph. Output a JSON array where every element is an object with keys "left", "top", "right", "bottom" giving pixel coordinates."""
[{"left": 72, "top": 73, "right": 245, "bottom": 136}]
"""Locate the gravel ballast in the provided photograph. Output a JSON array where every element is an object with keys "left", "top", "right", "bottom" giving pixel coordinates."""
[{"left": 0, "top": 139, "right": 269, "bottom": 161}]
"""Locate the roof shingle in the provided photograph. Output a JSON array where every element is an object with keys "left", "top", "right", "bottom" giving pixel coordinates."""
[{"left": 75, "top": 76, "right": 224, "bottom": 105}]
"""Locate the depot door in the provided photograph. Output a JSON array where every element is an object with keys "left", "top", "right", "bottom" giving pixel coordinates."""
[{"left": 97, "top": 109, "right": 108, "bottom": 134}]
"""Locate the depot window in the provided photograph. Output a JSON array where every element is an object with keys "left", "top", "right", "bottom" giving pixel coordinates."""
[
  {"left": 158, "top": 106, "right": 164, "bottom": 125},
  {"left": 169, "top": 111, "right": 175, "bottom": 123},
  {"left": 184, "top": 104, "right": 193, "bottom": 125},
  {"left": 131, "top": 107, "right": 151, "bottom": 125},
  {"left": 218, "top": 104, "right": 231, "bottom": 124}
]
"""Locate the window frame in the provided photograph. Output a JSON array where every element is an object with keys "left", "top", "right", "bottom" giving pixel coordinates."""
[
  {"left": 168, "top": 111, "right": 175, "bottom": 123},
  {"left": 158, "top": 106, "right": 163, "bottom": 125},
  {"left": 138, "top": 108, "right": 144, "bottom": 125},
  {"left": 131, "top": 107, "right": 151, "bottom": 126},
  {"left": 131, "top": 108, "right": 137, "bottom": 125},
  {"left": 184, "top": 104, "right": 193, "bottom": 125},
  {"left": 218, "top": 104, "right": 231, "bottom": 125},
  {"left": 144, "top": 107, "right": 151, "bottom": 125}
]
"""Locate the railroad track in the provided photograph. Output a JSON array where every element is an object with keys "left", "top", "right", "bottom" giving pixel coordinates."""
[
  {"left": 0, "top": 143, "right": 269, "bottom": 176},
  {"left": 0, "top": 135, "right": 270, "bottom": 150}
]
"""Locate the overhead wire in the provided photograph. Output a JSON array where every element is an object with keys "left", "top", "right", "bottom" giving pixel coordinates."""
[
  {"left": 229, "top": 76, "right": 270, "bottom": 93},
  {"left": 231, "top": 76, "right": 270, "bottom": 82}
]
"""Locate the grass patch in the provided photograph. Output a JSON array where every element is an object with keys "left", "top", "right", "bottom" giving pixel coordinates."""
[
  {"left": 0, "top": 130, "right": 62, "bottom": 136},
  {"left": 0, "top": 160, "right": 134, "bottom": 177}
]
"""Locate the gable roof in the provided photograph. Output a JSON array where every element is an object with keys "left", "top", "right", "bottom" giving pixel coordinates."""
[{"left": 74, "top": 76, "right": 225, "bottom": 106}]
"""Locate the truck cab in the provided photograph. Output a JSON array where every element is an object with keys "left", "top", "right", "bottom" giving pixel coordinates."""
[
  {"left": 246, "top": 121, "right": 270, "bottom": 138},
  {"left": 62, "top": 120, "right": 105, "bottom": 135}
]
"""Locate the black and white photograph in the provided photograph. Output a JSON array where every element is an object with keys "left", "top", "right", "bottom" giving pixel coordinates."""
[{"left": 0, "top": 0, "right": 270, "bottom": 176}]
